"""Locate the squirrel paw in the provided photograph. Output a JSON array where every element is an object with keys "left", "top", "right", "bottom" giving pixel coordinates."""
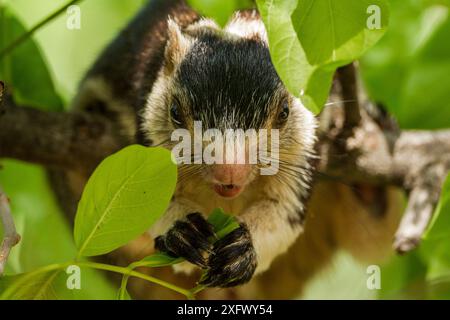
[
  {"left": 200, "top": 224, "right": 257, "bottom": 288},
  {"left": 154, "top": 212, "right": 215, "bottom": 268}
]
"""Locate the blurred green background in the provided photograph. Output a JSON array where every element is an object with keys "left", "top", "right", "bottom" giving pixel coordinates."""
[{"left": 0, "top": 0, "right": 449, "bottom": 299}]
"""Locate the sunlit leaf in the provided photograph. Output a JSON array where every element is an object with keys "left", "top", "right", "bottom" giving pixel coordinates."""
[
  {"left": 208, "top": 208, "right": 240, "bottom": 239},
  {"left": 292, "top": 0, "right": 389, "bottom": 65},
  {"left": 256, "top": 0, "right": 317, "bottom": 111},
  {"left": 0, "top": 266, "right": 68, "bottom": 300},
  {"left": 132, "top": 252, "right": 182, "bottom": 268},
  {"left": 74, "top": 146, "right": 177, "bottom": 257},
  {"left": 257, "top": 0, "right": 388, "bottom": 113}
]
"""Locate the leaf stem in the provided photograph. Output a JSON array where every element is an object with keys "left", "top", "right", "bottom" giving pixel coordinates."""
[
  {"left": 117, "top": 256, "right": 184, "bottom": 300},
  {"left": 118, "top": 272, "right": 131, "bottom": 300},
  {"left": 75, "top": 261, "right": 194, "bottom": 299},
  {"left": 190, "top": 284, "right": 206, "bottom": 295}
]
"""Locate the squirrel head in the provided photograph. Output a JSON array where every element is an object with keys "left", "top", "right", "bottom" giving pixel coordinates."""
[{"left": 142, "top": 11, "right": 316, "bottom": 199}]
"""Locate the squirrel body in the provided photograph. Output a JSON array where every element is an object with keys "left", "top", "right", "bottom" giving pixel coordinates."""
[{"left": 49, "top": 0, "right": 403, "bottom": 299}]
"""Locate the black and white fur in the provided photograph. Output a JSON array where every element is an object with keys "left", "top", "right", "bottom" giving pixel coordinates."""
[
  {"left": 142, "top": 12, "right": 317, "bottom": 287},
  {"left": 52, "top": 0, "right": 402, "bottom": 297}
]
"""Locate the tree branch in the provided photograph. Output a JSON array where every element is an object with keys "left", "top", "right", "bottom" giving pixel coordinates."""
[
  {"left": 2, "top": 58, "right": 450, "bottom": 255},
  {"left": 0, "top": 187, "right": 20, "bottom": 275},
  {"left": 0, "top": 84, "right": 127, "bottom": 172},
  {"left": 321, "top": 66, "right": 450, "bottom": 253}
]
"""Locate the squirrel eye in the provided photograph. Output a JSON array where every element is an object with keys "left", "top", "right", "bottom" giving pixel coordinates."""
[
  {"left": 278, "top": 102, "right": 290, "bottom": 122},
  {"left": 170, "top": 101, "right": 182, "bottom": 126}
]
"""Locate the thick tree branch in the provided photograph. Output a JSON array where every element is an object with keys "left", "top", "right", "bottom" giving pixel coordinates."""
[
  {"left": 320, "top": 64, "right": 450, "bottom": 253},
  {"left": 320, "top": 120, "right": 450, "bottom": 252},
  {"left": 0, "top": 84, "right": 127, "bottom": 172},
  {"left": 0, "top": 187, "right": 20, "bottom": 275}
]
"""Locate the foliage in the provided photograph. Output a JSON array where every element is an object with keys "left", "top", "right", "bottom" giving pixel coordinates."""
[
  {"left": 74, "top": 145, "right": 177, "bottom": 257},
  {"left": 0, "top": 142, "right": 239, "bottom": 299},
  {"left": 255, "top": 0, "right": 389, "bottom": 114},
  {"left": 190, "top": 0, "right": 389, "bottom": 114},
  {"left": 360, "top": 0, "right": 450, "bottom": 299},
  {"left": 361, "top": 0, "right": 450, "bottom": 129},
  {"left": 0, "top": 0, "right": 450, "bottom": 300}
]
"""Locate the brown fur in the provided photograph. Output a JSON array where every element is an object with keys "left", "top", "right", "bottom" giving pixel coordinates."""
[
  {"left": 48, "top": 0, "right": 404, "bottom": 299},
  {"left": 94, "top": 181, "right": 403, "bottom": 300}
]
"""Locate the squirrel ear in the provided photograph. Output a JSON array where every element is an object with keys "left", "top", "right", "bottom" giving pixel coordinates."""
[
  {"left": 225, "top": 11, "right": 268, "bottom": 44},
  {"left": 164, "top": 19, "right": 192, "bottom": 74}
]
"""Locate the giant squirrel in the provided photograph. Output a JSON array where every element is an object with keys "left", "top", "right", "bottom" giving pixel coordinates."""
[{"left": 49, "top": 0, "right": 403, "bottom": 299}]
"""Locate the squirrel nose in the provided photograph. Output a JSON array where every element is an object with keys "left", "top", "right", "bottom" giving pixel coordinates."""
[{"left": 212, "top": 164, "right": 251, "bottom": 186}]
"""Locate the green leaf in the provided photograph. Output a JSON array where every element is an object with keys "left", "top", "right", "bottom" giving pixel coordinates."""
[
  {"left": 257, "top": 0, "right": 388, "bottom": 113},
  {"left": 130, "top": 209, "right": 239, "bottom": 269},
  {"left": 292, "top": 0, "right": 389, "bottom": 66},
  {"left": 187, "top": 0, "right": 253, "bottom": 26},
  {"left": 426, "top": 275, "right": 450, "bottom": 300},
  {"left": 0, "top": 7, "right": 63, "bottom": 111},
  {"left": 132, "top": 209, "right": 240, "bottom": 266},
  {"left": 208, "top": 208, "right": 240, "bottom": 239},
  {"left": 132, "top": 252, "right": 183, "bottom": 268},
  {"left": 0, "top": 266, "right": 68, "bottom": 300},
  {"left": 74, "top": 145, "right": 177, "bottom": 257},
  {"left": 116, "top": 253, "right": 182, "bottom": 300},
  {"left": 0, "top": 160, "right": 117, "bottom": 299},
  {"left": 256, "top": 0, "right": 316, "bottom": 111},
  {"left": 378, "top": 251, "right": 427, "bottom": 299}
]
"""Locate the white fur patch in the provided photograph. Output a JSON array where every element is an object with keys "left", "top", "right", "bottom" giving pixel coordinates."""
[
  {"left": 143, "top": 15, "right": 319, "bottom": 276},
  {"left": 225, "top": 12, "right": 268, "bottom": 43}
]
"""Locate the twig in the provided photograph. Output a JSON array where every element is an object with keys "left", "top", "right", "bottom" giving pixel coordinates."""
[
  {"left": 0, "top": 0, "right": 84, "bottom": 59},
  {"left": 0, "top": 187, "right": 20, "bottom": 275}
]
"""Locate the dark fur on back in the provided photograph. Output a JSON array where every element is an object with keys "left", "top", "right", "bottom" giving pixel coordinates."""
[
  {"left": 50, "top": 0, "right": 199, "bottom": 221},
  {"left": 83, "top": 0, "right": 199, "bottom": 114}
]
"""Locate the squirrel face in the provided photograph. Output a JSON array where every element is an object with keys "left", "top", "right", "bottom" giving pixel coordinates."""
[{"left": 142, "top": 14, "right": 317, "bottom": 200}]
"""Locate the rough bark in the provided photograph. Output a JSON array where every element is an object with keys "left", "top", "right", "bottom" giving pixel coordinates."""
[{"left": 0, "top": 84, "right": 127, "bottom": 173}]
